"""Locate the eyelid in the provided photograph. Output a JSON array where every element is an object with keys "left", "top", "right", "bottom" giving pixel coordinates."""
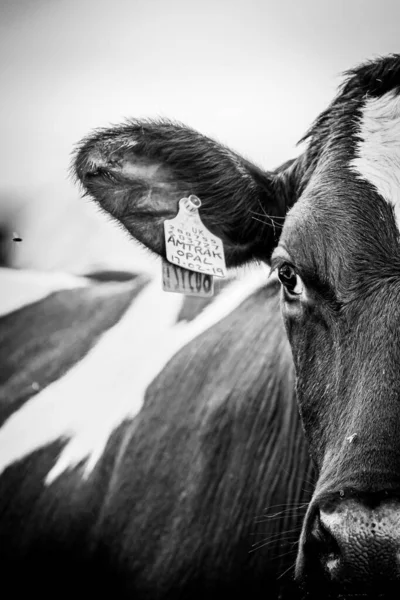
[
  {"left": 270, "top": 255, "right": 295, "bottom": 277},
  {"left": 272, "top": 256, "right": 341, "bottom": 310},
  {"left": 270, "top": 244, "right": 292, "bottom": 267}
]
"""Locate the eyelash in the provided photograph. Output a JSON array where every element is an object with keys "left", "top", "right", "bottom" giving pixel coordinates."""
[
  {"left": 272, "top": 260, "right": 342, "bottom": 312},
  {"left": 277, "top": 263, "right": 304, "bottom": 297},
  {"left": 270, "top": 258, "right": 305, "bottom": 298}
]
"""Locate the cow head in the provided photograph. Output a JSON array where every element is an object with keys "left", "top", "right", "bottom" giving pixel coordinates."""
[{"left": 74, "top": 55, "right": 400, "bottom": 598}]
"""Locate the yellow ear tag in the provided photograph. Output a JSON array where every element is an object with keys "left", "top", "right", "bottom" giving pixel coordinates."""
[{"left": 163, "top": 195, "right": 227, "bottom": 278}]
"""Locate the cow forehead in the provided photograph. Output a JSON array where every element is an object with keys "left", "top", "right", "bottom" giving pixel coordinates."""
[
  {"left": 279, "top": 88, "right": 400, "bottom": 276},
  {"left": 351, "top": 90, "right": 400, "bottom": 229}
]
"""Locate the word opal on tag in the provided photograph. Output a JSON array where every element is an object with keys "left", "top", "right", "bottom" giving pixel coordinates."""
[{"left": 164, "top": 195, "right": 227, "bottom": 278}]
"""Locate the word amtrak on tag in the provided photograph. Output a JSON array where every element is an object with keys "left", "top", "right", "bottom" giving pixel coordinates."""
[{"left": 163, "top": 196, "right": 227, "bottom": 278}]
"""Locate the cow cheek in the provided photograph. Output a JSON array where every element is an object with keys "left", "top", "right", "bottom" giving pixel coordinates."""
[
  {"left": 290, "top": 327, "right": 337, "bottom": 464},
  {"left": 295, "top": 373, "right": 334, "bottom": 466}
]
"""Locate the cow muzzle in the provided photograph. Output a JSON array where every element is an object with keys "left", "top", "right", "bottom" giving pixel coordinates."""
[{"left": 297, "top": 496, "right": 400, "bottom": 597}]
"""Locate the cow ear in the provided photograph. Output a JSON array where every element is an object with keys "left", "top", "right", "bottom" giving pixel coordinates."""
[{"left": 75, "top": 120, "right": 298, "bottom": 266}]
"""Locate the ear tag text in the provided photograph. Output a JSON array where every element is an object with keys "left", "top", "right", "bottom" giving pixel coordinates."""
[
  {"left": 162, "top": 260, "right": 214, "bottom": 297},
  {"left": 163, "top": 195, "right": 227, "bottom": 278}
]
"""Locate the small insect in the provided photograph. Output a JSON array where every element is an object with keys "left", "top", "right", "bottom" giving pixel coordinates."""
[{"left": 12, "top": 232, "right": 23, "bottom": 242}]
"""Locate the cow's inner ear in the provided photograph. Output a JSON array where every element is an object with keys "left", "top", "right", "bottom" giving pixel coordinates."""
[
  {"left": 87, "top": 161, "right": 295, "bottom": 268},
  {"left": 231, "top": 157, "right": 299, "bottom": 265},
  {"left": 75, "top": 121, "right": 300, "bottom": 268}
]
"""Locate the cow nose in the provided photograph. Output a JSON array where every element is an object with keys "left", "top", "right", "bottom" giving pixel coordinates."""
[{"left": 309, "top": 498, "right": 400, "bottom": 585}]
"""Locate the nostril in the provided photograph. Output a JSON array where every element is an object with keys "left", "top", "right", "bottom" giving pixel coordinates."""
[
  {"left": 307, "top": 511, "right": 341, "bottom": 576},
  {"left": 299, "top": 499, "right": 400, "bottom": 598},
  {"left": 310, "top": 511, "right": 327, "bottom": 543}
]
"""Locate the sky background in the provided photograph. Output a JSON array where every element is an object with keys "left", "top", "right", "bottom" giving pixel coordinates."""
[{"left": 1, "top": 0, "right": 399, "bottom": 274}]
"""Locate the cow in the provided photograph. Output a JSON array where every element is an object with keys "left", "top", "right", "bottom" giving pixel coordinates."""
[
  {"left": 1, "top": 53, "right": 399, "bottom": 600},
  {"left": 0, "top": 264, "right": 312, "bottom": 600},
  {"left": 73, "top": 53, "right": 400, "bottom": 598}
]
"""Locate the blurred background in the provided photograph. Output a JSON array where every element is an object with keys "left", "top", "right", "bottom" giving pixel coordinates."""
[{"left": 1, "top": 0, "right": 399, "bottom": 277}]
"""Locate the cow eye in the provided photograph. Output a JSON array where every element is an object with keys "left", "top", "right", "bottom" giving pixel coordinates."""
[{"left": 278, "top": 264, "right": 304, "bottom": 296}]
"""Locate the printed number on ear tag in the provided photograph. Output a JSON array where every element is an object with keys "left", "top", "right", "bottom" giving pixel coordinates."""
[
  {"left": 162, "top": 260, "right": 214, "bottom": 297},
  {"left": 163, "top": 196, "right": 227, "bottom": 278}
]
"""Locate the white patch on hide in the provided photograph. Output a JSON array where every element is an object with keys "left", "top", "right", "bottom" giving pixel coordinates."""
[
  {"left": 0, "top": 265, "right": 269, "bottom": 484},
  {"left": 351, "top": 90, "right": 400, "bottom": 228},
  {"left": 0, "top": 267, "right": 89, "bottom": 317}
]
